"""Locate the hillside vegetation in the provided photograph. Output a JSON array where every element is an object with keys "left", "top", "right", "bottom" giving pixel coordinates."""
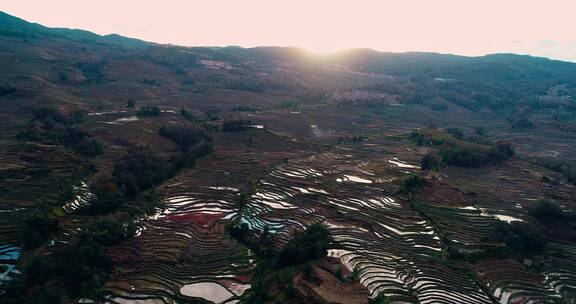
[{"left": 0, "top": 11, "right": 575, "bottom": 304}]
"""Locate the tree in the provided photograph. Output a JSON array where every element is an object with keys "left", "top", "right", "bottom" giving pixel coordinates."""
[
  {"left": 277, "top": 224, "right": 332, "bottom": 267},
  {"left": 490, "top": 221, "right": 546, "bottom": 255},
  {"left": 369, "top": 294, "right": 392, "bottom": 304},
  {"left": 446, "top": 127, "right": 464, "bottom": 139},
  {"left": 222, "top": 119, "right": 252, "bottom": 132},
  {"left": 21, "top": 201, "right": 59, "bottom": 249},
  {"left": 399, "top": 173, "right": 427, "bottom": 194},
  {"left": 421, "top": 152, "right": 440, "bottom": 170},
  {"left": 113, "top": 146, "right": 172, "bottom": 197},
  {"left": 81, "top": 218, "right": 136, "bottom": 246},
  {"left": 495, "top": 141, "right": 515, "bottom": 158},
  {"left": 180, "top": 108, "right": 198, "bottom": 121},
  {"left": 80, "top": 175, "right": 124, "bottom": 214},
  {"left": 475, "top": 126, "right": 486, "bottom": 136},
  {"left": 159, "top": 125, "right": 213, "bottom": 165},
  {"left": 137, "top": 106, "right": 160, "bottom": 116}
]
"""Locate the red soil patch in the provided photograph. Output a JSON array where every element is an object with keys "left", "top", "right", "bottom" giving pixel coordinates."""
[
  {"left": 234, "top": 274, "right": 252, "bottom": 283},
  {"left": 420, "top": 179, "right": 470, "bottom": 207}
]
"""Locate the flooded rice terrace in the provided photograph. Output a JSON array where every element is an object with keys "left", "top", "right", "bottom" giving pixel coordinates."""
[
  {"left": 1, "top": 129, "right": 574, "bottom": 303},
  {"left": 2, "top": 15, "right": 576, "bottom": 303},
  {"left": 34, "top": 114, "right": 573, "bottom": 303},
  {"left": 100, "top": 138, "right": 551, "bottom": 304}
]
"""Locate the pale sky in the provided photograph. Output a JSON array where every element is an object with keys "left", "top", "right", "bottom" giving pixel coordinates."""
[{"left": 1, "top": 0, "right": 575, "bottom": 61}]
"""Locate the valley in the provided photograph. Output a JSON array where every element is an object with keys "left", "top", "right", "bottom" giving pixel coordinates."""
[{"left": 0, "top": 11, "right": 575, "bottom": 304}]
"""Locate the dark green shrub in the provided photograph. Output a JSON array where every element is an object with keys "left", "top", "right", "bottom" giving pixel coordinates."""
[
  {"left": 531, "top": 201, "right": 565, "bottom": 223},
  {"left": 421, "top": 152, "right": 440, "bottom": 170},
  {"left": 490, "top": 221, "right": 546, "bottom": 255},
  {"left": 399, "top": 173, "right": 427, "bottom": 193},
  {"left": 21, "top": 203, "right": 59, "bottom": 249},
  {"left": 79, "top": 175, "right": 124, "bottom": 214},
  {"left": 446, "top": 127, "right": 464, "bottom": 139},
  {"left": 113, "top": 146, "right": 173, "bottom": 197},
  {"left": 137, "top": 106, "right": 160, "bottom": 116},
  {"left": 81, "top": 218, "right": 136, "bottom": 246},
  {"left": 222, "top": 119, "right": 252, "bottom": 132},
  {"left": 475, "top": 127, "right": 486, "bottom": 136},
  {"left": 159, "top": 125, "right": 212, "bottom": 155},
  {"left": 369, "top": 293, "right": 392, "bottom": 304},
  {"left": 277, "top": 224, "right": 331, "bottom": 267},
  {"left": 540, "top": 159, "right": 576, "bottom": 186},
  {"left": 180, "top": 108, "right": 198, "bottom": 121}
]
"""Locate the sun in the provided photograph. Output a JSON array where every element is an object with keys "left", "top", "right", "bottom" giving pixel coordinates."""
[{"left": 302, "top": 43, "right": 350, "bottom": 55}]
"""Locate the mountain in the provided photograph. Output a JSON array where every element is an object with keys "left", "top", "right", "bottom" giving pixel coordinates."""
[
  {"left": 216, "top": 45, "right": 576, "bottom": 111},
  {"left": 1, "top": 11, "right": 576, "bottom": 304},
  {"left": 0, "top": 11, "right": 150, "bottom": 48}
]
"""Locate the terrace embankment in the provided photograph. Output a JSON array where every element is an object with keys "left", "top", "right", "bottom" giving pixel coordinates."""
[
  {"left": 2, "top": 20, "right": 576, "bottom": 303},
  {"left": 225, "top": 140, "right": 496, "bottom": 303},
  {"left": 96, "top": 122, "right": 576, "bottom": 303},
  {"left": 102, "top": 124, "right": 313, "bottom": 303}
]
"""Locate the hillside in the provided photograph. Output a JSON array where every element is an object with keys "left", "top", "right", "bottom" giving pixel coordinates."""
[{"left": 0, "top": 11, "right": 575, "bottom": 304}]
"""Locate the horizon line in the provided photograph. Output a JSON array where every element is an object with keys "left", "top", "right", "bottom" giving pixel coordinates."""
[{"left": 2, "top": 10, "right": 575, "bottom": 64}]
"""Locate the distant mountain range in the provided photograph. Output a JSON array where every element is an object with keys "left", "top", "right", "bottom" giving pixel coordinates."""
[
  {"left": 1, "top": 9, "right": 575, "bottom": 112},
  {"left": 0, "top": 11, "right": 150, "bottom": 48}
]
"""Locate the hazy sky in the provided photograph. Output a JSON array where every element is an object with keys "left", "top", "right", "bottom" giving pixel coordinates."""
[{"left": 1, "top": 0, "right": 575, "bottom": 61}]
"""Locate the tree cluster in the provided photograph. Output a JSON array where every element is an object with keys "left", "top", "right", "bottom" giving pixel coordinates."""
[
  {"left": 540, "top": 159, "right": 576, "bottom": 186},
  {"left": 159, "top": 125, "right": 213, "bottom": 165},
  {"left": 227, "top": 223, "right": 332, "bottom": 303},
  {"left": 222, "top": 119, "right": 252, "bottom": 132},
  {"left": 487, "top": 221, "right": 547, "bottom": 256},
  {"left": 179, "top": 108, "right": 198, "bottom": 121},
  {"left": 81, "top": 217, "right": 137, "bottom": 246},
  {"left": 420, "top": 152, "right": 440, "bottom": 170},
  {"left": 277, "top": 224, "right": 332, "bottom": 267},
  {"left": 136, "top": 105, "right": 160, "bottom": 116},
  {"left": 17, "top": 107, "right": 103, "bottom": 156},
  {"left": 3, "top": 231, "right": 114, "bottom": 304},
  {"left": 21, "top": 202, "right": 59, "bottom": 249},
  {"left": 112, "top": 146, "right": 174, "bottom": 197},
  {"left": 411, "top": 128, "right": 514, "bottom": 168},
  {"left": 399, "top": 173, "right": 428, "bottom": 194}
]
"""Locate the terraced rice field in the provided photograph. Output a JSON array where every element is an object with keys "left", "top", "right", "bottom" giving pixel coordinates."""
[
  {"left": 543, "top": 243, "right": 576, "bottom": 300},
  {"left": 3, "top": 108, "right": 575, "bottom": 303},
  {"left": 475, "top": 259, "right": 561, "bottom": 303},
  {"left": 91, "top": 123, "right": 576, "bottom": 304},
  {"left": 99, "top": 135, "right": 497, "bottom": 303},
  {"left": 0, "top": 245, "right": 21, "bottom": 288},
  {"left": 102, "top": 131, "right": 309, "bottom": 303},
  {"left": 1, "top": 25, "right": 576, "bottom": 303},
  {"left": 239, "top": 147, "right": 494, "bottom": 304}
]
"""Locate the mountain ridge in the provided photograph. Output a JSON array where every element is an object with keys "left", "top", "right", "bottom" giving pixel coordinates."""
[
  {"left": 2, "top": 10, "right": 575, "bottom": 64},
  {"left": 0, "top": 11, "right": 150, "bottom": 48},
  {"left": 1, "top": 9, "right": 576, "bottom": 304}
]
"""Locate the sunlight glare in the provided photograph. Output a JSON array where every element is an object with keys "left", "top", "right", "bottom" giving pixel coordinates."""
[{"left": 302, "top": 43, "right": 350, "bottom": 55}]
